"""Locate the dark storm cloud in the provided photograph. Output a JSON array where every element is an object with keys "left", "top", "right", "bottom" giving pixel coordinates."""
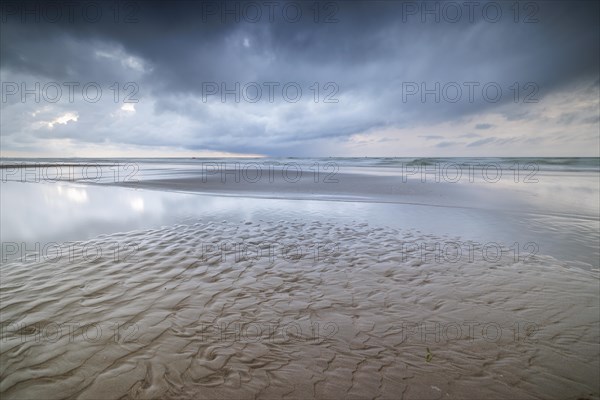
[{"left": 1, "top": 0, "right": 599, "bottom": 155}]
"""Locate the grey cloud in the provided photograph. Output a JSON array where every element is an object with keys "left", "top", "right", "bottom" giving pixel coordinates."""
[
  {"left": 419, "top": 135, "right": 445, "bottom": 140},
  {"left": 1, "top": 0, "right": 598, "bottom": 155},
  {"left": 436, "top": 141, "right": 463, "bottom": 148},
  {"left": 582, "top": 115, "right": 600, "bottom": 125},
  {"left": 557, "top": 113, "right": 577, "bottom": 125},
  {"left": 467, "top": 137, "right": 497, "bottom": 147}
]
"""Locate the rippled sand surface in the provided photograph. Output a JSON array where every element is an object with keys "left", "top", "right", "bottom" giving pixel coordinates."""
[{"left": 1, "top": 220, "right": 598, "bottom": 399}]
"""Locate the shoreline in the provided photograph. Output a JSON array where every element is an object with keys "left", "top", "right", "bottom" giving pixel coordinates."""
[{"left": 2, "top": 177, "right": 599, "bottom": 268}]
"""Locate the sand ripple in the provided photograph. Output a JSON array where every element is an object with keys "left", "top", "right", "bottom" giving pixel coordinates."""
[{"left": 1, "top": 220, "right": 598, "bottom": 399}]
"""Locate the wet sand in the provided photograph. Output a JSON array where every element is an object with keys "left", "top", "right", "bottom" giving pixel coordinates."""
[{"left": 1, "top": 220, "right": 598, "bottom": 399}]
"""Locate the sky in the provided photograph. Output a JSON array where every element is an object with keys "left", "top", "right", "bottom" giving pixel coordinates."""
[{"left": 0, "top": 0, "right": 598, "bottom": 157}]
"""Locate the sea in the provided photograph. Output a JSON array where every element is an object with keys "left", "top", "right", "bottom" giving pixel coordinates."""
[{"left": 1, "top": 157, "right": 598, "bottom": 268}]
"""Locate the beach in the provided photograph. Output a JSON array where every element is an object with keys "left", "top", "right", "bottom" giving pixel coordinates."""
[
  {"left": 1, "top": 158, "right": 599, "bottom": 399},
  {"left": 2, "top": 0, "right": 599, "bottom": 397}
]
